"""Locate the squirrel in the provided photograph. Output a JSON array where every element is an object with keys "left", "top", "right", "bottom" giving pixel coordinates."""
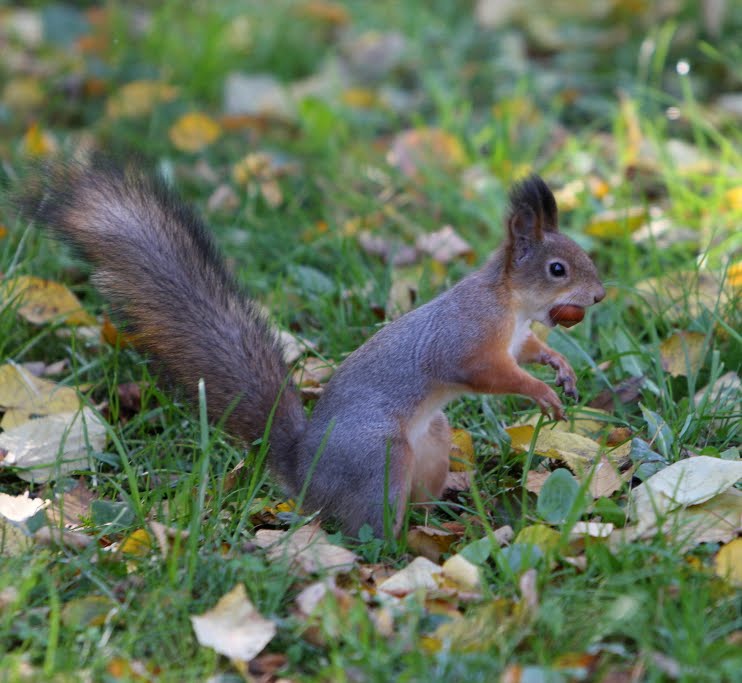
[{"left": 15, "top": 159, "right": 605, "bottom": 537}]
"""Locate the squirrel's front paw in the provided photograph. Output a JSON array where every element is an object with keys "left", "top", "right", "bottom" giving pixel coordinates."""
[
  {"left": 549, "top": 356, "right": 578, "bottom": 401},
  {"left": 535, "top": 385, "right": 565, "bottom": 421}
]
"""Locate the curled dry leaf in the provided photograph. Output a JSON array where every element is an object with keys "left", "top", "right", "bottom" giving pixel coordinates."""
[
  {"left": 0, "top": 408, "right": 107, "bottom": 483},
  {"left": 630, "top": 456, "right": 742, "bottom": 532},
  {"left": 254, "top": 524, "right": 357, "bottom": 575},
  {"left": 2, "top": 275, "right": 96, "bottom": 326},
  {"left": 191, "top": 583, "right": 276, "bottom": 662}
]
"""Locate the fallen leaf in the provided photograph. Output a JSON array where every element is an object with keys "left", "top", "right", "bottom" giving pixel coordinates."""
[
  {"left": 659, "top": 331, "right": 707, "bottom": 377},
  {"left": 537, "top": 469, "right": 580, "bottom": 524},
  {"left": 507, "top": 425, "right": 629, "bottom": 473},
  {"left": 2, "top": 275, "right": 96, "bottom": 326},
  {"left": 588, "top": 456, "right": 623, "bottom": 498},
  {"left": 46, "top": 478, "right": 94, "bottom": 527},
  {"left": 105, "top": 80, "right": 179, "bottom": 118},
  {"left": 191, "top": 583, "right": 276, "bottom": 662},
  {"left": 629, "top": 456, "right": 742, "bottom": 532},
  {"left": 62, "top": 595, "right": 115, "bottom": 629},
  {"left": 0, "top": 408, "right": 107, "bottom": 483},
  {"left": 253, "top": 524, "right": 357, "bottom": 575},
  {"left": 693, "top": 371, "right": 740, "bottom": 428},
  {"left": 415, "top": 226, "right": 474, "bottom": 264},
  {"left": 588, "top": 375, "right": 645, "bottom": 411},
  {"left": 119, "top": 528, "right": 153, "bottom": 557},
  {"left": 22, "top": 122, "right": 58, "bottom": 156},
  {"left": 377, "top": 556, "right": 442, "bottom": 598},
  {"left": 526, "top": 470, "right": 551, "bottom": 495},
  {"left": 385, "top": 266, "right": 420, "bottom": 319},
  {"left": 655, "top": 488, "right": 742, "bottom": 546},
  {"left": 635, "top": 270, "right": 732, "bottom": 322},
  {"left": 514, "top": 524, "right": 561, "bottom": 553},
  {"left": 715, "top": 539, "right": 742, "bottom": 586},
  {"left": 224, "top": 73, "right": 294, "bottom": 120},
  {"left": 407, "top": 526, "right": 457, "bottom": 562},
  {"left": 570, "top": 522, "right": 614, "bottom": 539},
  {"left": 357, "top": 231, "right": 418, "bottom": 266},
  {"left": 169, "top": 112, "right": 221, "bottom": 152},
  {"left": 449, "top": 429, "right": 475, "bottom": 471},
  {"left": 33, "top": 526, "right": 93, "bottom": 551},
  {"left": 387, "top": 128, "right": 466, "bottom": 179},
  {"left": 0, "top": 490, "right": 48, "bottom": 524},
  {"left": 586, "top": 206, "right": 647, "bottom": 238},
  {"left": 0, "top": 363, "right": 81, "bottom": 429},
  {"left": 442, "top": 553, "right": 481, "bottom": 591},
  {"left": 442, "top": 470, "right": 471, "bottom": 494},
  {"left": 207, "top": 184, "right": 240, "bottom": 214}
]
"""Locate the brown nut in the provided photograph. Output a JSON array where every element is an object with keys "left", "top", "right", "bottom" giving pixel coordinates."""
[{"left": 549, "top": 304, "right": 585, "bottom": 328}]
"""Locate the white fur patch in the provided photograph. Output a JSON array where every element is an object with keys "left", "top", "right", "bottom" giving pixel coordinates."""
[{"left": 508, "top": 313, "right": 532, "bottom": 358}]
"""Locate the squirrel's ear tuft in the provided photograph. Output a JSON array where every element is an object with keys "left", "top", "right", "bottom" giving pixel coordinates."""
[{"left": 507, "top": 175, "right": 558, "bottom": 234}]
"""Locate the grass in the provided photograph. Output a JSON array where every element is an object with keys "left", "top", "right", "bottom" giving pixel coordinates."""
[{"left": 1, "top": 1, "right": 741, "bottom": 681}]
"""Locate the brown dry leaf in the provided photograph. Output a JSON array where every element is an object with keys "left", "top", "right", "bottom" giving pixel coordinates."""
[
  {"left": 277, "top": 330, "right": 316, "bottom": 365},
  {"left": 3, "top": 275, "right": 96, "bottom": 326},
  {"left": 715, "top": 538, "right": 742, "bottom": 586},
  {"left": 299, "top": 1, "right": 350, "bottom": 25},
  {"left": 0, "top": 363, "right": 81, "bottom": 429},
  {"left": 105, "top": 80, "right": 179, "bottom": 118},
  {"left": 0, "top": 408, "right": 107, "bottom": 483},
  {"left": 377, "top": 556, "right": 442, "bottom": 598},
  {"left": 207, "top": 184, "right": 239, "bottom": 214},
  {"left": 586, "top": 206, "right": 646, "bottom": 238},
  {"left": 190, "top": 583, "right": 276, "bottom": 662},
  {"left": 588, "top": 375, "right": 645, "bottom": 411},
  {"left": 169, "top": 112, "right": 222, "bottom": 152},
  {"left": 415, "top": 226, "right": 474, "bottom": 264},
  {"left": 588, "top": 456, "right": 623, "bottom": 498},
  {"left": 253, "top": 524, "right": 357, "bottom": 575},
  {"left": 100, "top": 314, "right": 136, "bottom": 349},
  {"left": 357, "top": 231, "right": 418, "bottom": 266},
  {"left": 525, "top": 470, "right": 551, "bottom": 495},
  {"left": 407, "top": 526, "right": 457, "bottom": 562},
  {"left": 449, "top": 428, "right": 475, "bottom": 471},
  {"left": 659, "top": 331, "right": 707, "bottom": 377},
  {"left": 442, "top": 470, "right": 471, "bottom": 494},
  {"left": 387, "top": 127, "right": 466, "bottom": 179},
  {"left": 46, "top": 478, "right": 94, "bottom": 528}
]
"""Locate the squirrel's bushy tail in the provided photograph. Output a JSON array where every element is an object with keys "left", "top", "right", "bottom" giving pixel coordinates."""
[{"left": 14, "top": 158, "right": 306, "bottom": 490}]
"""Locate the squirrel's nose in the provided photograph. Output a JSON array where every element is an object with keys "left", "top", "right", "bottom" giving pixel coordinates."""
[{"left": 594, "top": 286, "right": 606, "bottom": 303}]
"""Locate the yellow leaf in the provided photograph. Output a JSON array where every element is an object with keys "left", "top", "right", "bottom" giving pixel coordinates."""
[
  {"left": 728, "top": 260, "right": 742, "bottom": 289},
  {"left": 724, "top": 187, "right": 742, "bottom": 211},
  {"left": 715, "top": 538, "right": 742, "bottom": 586},
  {"left": 105, "top": 80, "right": 179, "bottom": 119},
  {"left": 0, "top": 363, "right": 81, "bottom": 429},
  {"left": 341, "top": 88, "right": 377, "bottom": 108},
  {"left": 449, "top": 429, "right": 475, "bottom": 471},
  {"left": 119, "top": 528, "right": 153, "bottom": 557},
  {"left": 61, "top": 595, "right": 113, "bottom": 629},
  {"left": 507, "top": 424, "right": 627, "bottom": 473},
  {"left": 2, "top": 275, "right": 96, "bottom": 326},
  {"left": 659, "top": 330, "right": 707, "bottom": 377},
  {"left": 168, "top": 112, "right": 222, "bottom": 153},
  {"left": 586, "top": 206, "right": 647, "bottom": 238},
  {"left": 22, "top": 122, "right": 58, "bottom": 157},
  {"left": 3, "top": 77, "right": 44, "bottom": 112},
  {"left": 514, "top": 524, "right": 561, "bottom": 552}
]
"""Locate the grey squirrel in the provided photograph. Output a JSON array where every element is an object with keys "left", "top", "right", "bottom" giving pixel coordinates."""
[{"left": 16, "top": 160, "right": 604, "bottom": 536}]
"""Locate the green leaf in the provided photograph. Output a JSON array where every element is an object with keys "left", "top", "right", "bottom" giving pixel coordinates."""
[
  {"left": 537, "top": 468, "right": 579, "bottom": 524},
  {"left": 640, "top": 405, "right": 674, "bottom": 458}
]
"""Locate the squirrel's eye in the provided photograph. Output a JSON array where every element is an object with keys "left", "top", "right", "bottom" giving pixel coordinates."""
[{"left": 549, "top": 262, "right": 566, "bottom": 277}]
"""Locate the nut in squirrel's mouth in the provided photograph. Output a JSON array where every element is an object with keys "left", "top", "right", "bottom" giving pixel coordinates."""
[{"left": 549, "top": 304, "right": 585, "bottom": 327}]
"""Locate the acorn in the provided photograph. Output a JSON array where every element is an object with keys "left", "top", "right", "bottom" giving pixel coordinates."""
[{"left": 549, "top": 304, "right": 585, "bottom": 327}]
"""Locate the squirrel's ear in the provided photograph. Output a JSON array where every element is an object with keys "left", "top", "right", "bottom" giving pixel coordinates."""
[
  {"left": 506, "top": 205, "right": 540, "bottom": 263},
  {"left": 507, "top": 175, "right": 559, "bottom": 235}
]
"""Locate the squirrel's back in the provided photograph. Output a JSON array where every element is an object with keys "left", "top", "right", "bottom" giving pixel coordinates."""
[{"left": 14, "top": 159, "right": 306, "bottom": 491}]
